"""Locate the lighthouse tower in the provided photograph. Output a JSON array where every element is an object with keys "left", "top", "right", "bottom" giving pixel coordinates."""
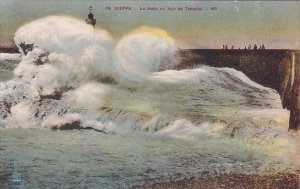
[{"left": 86, "top": 6, "right": 96, "bottom": 27}]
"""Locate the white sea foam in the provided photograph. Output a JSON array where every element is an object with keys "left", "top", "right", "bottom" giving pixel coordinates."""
[
  {"left": 63, "top": 82, "right": 111, "bottom": 110},
  {"left": 13, "top": 16, "right": 115, "bottom": 98},
  {"left": 0, "top": 53, "right": 22, "bottom": 61},
  {"left": 149, "top": 66, "right": 273, "bottom": 91},
  {"left": 156, "top": 119, "right": 225, "bottom": 140},
  {"left": 113, "top": 26, "right": 178, "bottom": 83},
  {"left": 0, "top": 16, "right": 182, "bottom": 132}
]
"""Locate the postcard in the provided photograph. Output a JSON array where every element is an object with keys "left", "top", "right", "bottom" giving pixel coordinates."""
[{"left": 0, "top": 0, "right": 299, "bottom": 188}]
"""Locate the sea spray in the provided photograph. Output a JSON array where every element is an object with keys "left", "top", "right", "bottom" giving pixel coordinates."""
[
  {"left": 1, "top": 16, "right": 115, "bottom": 129},
  {"left": 13, "top": 16, "right": 115, "bottom": 98},
  {"left": 113, "top": 26, "right": 178, "bottom": 83},
  {"left": 63, "top": 82, "right": 112, "bottom": 111},
  {"left": 0, "top": 16, "right": 178, "bottom": 132}
]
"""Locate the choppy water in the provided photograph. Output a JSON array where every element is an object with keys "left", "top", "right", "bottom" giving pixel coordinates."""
[
  {"left": 1, "top": 58, "right": 299, "bottom": 189},
  {"left": 0, "top": 60, "right": 18, "bottom": 82},
  {"left": 0, "top": 128, "right": 298, "bottom": 189}
]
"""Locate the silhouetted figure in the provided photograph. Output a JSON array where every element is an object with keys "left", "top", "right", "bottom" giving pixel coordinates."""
[
  {"left": 253, "top": 44, "right": 258, "bottom": 50},
  {"left": 244, "top": 46, "right": 247, "bottom": 50},
  {"left": 221, "top": 44, "right": 225, "bottom": 50},
  {"left": 225, "top": 45, "right": 228, "bottom": 50},
  {"left": 261, "top": 44, "right": 265, "bottom": 50}
]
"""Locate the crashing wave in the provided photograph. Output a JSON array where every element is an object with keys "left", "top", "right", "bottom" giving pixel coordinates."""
[{"left": 0, "top": 15, "right": 294, "bottom": 142}]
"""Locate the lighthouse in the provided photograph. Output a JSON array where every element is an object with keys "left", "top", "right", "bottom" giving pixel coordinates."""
[{"left": 86, "top": 6, "right": 96, "bottom": 27}]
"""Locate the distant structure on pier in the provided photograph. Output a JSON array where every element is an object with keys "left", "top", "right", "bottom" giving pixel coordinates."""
[{"left": 86, "top": 6, "right": 96, "bottom": 27}]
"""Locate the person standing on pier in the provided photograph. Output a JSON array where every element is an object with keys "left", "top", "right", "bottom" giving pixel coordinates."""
[{"left": 254, "top": 44, "right": 258, "bottom": 50}]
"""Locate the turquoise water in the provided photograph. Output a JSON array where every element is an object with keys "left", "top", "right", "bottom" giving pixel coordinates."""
[
  {"left": 0, "top": 60, "right": 18, "bottom": 82},
  {"left": 0, "top": 128, "right": 297, "bottom": 189}
]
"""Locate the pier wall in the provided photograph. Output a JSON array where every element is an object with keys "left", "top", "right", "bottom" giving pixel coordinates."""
[
  {"left": 0, "top": 47, "right": 19, "bottom": 54},
  {"left": 176, "top": 49, "right": 300, "bottom": 130}
]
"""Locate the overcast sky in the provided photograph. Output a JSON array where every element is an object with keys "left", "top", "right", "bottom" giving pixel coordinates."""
[{"left": 0, "top": 0, "right": 299, "bottom": 49}]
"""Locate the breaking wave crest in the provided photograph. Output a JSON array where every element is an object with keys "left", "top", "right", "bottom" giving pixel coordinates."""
[{"left": 1, "top": 16, "right": 179, "bottom": 131}]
